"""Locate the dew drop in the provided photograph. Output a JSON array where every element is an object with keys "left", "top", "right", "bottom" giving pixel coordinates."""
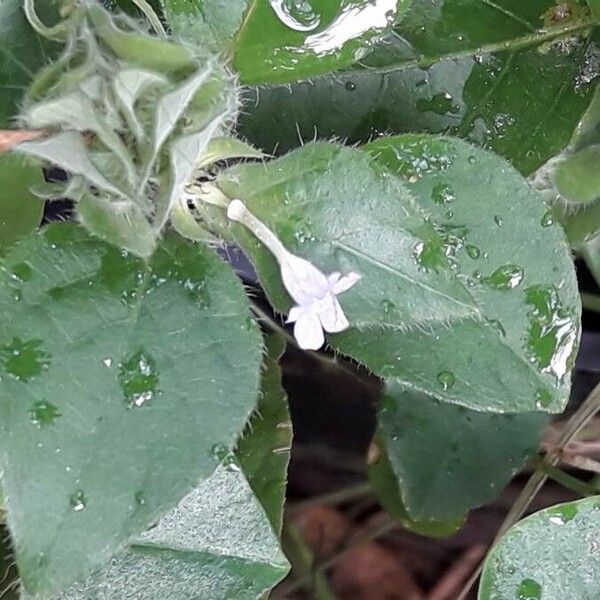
[
  {"left": 535, "top": 388, "right": 552, "bottom": 409},
  {"left": 0, "top": 338, "right": 51, "bottom": 382},
  {"left": 70, "top": 490, "right": 87, "bottom": 512},
  {"left": 468, "top": 155, "right": 477, "bottom": 164},
  {"left": 118, "top": 350, "right": 159, "bottom": 408},
  {"left": 494, "top": 214, "right": 503, "bottom": 226},
  {"left": 466, "top": 244, "right": 481, "bottom": 260},
  {"left": 29, "top": 401, "right": 61, "bottom": 428},
  {"left": 541, "top": 210, "right": 554, "bottom": 227},
  {"left": 345, "top": 81, "right": 356, "bottom": 91},
  {"left": 487, "top": 319, "right": 506, "bottom": 337},
  {"left": 483, "top": 264, "right": 524, "bottom": 290},
  {"left": 134, "top": 491, "right": 147, "bottom": 506},
  {"left": 431, "top": 183, "right": 456, "bottom": 205},
  {"left": 548, "top": 502, "right": 578, "bottom": 524},
  {"left": 381, "top": 299, "right": 396, "bottom": 315},
  {"left": 525, "top": 285, "right": 578, "bottom": 381},
  {"left": 437, "top": 371, "right": 456, "bottom": 391},
  {"left": 268, "top": 0, "right": 320, "bottom": 32},
  {"left": 517, "top": 578, "right": 542, "bottom": 600},
  {"left": 211, "top": 443, "right": 239, "bottom": 471},
  {"left": 10, "top": 262, "right": 33, "bottom": 283},
  {"left": 416, "top": 92, "right": 460, "bottom": 115},
  {"left": 102, "top": 358, "right": 112, "bottom": 368}
]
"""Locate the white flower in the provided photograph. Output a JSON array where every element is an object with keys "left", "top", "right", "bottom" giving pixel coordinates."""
[{"left": 227, "top": 199, "right": 360, "bottom": 350}]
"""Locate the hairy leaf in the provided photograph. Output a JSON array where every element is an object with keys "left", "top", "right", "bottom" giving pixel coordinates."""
[
  {"left": 0, "top": 224, "right": 262, "bottom": 596},
  {"left": 237, "top": 334, "right": 291, "bottom": 533},
  {"left": 205, "top": 140, "right": 579, "bottom": 412},
  {"left": 479, "top": 496, "right": 600, "bottom": 599},
  {"left": 371, "top": 384, "right": 547, "bottom": 523},
  {"left": 0, "top": 1, "right": 60, "bottom": 126},
  {"left": 0, "top": 155, "right": 44, "bottom": 256},
  {"left": 365, "top": 135, "right": 580, "bottom": 413},
  {"left": 16, "top": 4, "right": 235, "bottom": 256},
  {"left": 43, "top": 465, "right": 289, "bottom": 600}
]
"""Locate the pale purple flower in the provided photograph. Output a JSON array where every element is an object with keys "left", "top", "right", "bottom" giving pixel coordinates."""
[{"left": 227, "top": 199, "right": 360, "bottom": 350}]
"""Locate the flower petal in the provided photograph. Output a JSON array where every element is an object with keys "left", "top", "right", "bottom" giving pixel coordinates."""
[
  {"left": 318, "top": 296, "right": 349, "bottom": 333},
  {"left": 331, "top": 272, "right": 361, "bottom": 295},
  {"left": 286, "top": 305, "right": 306, "bottom": 323},
  {"left": 281, "top": 253, "right": 330, "bottom": 305},
  {"left": 293, "top": 311, "right": 325, "bottom": 350}
]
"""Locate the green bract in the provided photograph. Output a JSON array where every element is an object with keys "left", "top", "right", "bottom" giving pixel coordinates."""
[{"left": 16, "top": 2, "right": 237, "bottom": 257}]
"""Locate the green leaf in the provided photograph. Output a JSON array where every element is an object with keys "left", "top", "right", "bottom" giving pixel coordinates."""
[
  {"left": 163, "top": 0, "right": 413, "bottom": 84},
  {"left": 589, "top": 0, "right": 600, "bottom": 19},
  {"left": 233, "top": 0, "right": 413, "bottom": 84},
  {"left": 368, "top": 436, "right": 463, "bottom": 537},
  {"left": 43, "top": 465, "right": 289, "bottom": 600},
  {"left": 479, "top": 496, "right": 600, "bottom": 600},
  {"left": 553, "top": 145, "right": 600, "bottom": 205},
  {"left": 204, "top": 138, "right": 578, "bottom": 412},
  {"left": 240, "top": 0, "right": 599, "bottom": 174},
  {"left": 0, "top": 224, "right": 263, "bottom": 596},
  {"left": 364, "top": 134, "right": 580, "bottom": 413},
  {"left": 581, "top": 234, "right": 600, "bottom": 288},
  {"left": 237, "top": 334, "right": 291, "bottom": 533},
  {"left": 0, "top": 155, "right": 44, "bottom": 256},
  {"left": 0, "top": 1, "right": 60, "bottom": 126},
  {"left": 77, "top": 193, "right": 158, "bottom": 258},
  {"left": 161, "top": 0, "right": 251, "bottom": 53},
  {"left": 371, "top": 384, "right": 547, "bottom": 524}
]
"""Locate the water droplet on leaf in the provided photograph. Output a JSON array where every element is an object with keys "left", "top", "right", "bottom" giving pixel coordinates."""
[
  {"left": 0, "top": 338, "right": 51, "bottom": 382},
  {"left": 541, "top": 210, "right": 554, "bottom": 227},
  {"left": 525, "top": 285, "right": 578, "bottom": 381},
  {"left": 466, "top": 244, "right": 480, "bottom": 259},
  {"left": 535, "top": 388, "right": 552, "bottom": 409},
  {"left": 483, "top": 264, "right": 524, "bottom": 290},
  {"left": 517, "top": 578, "right": 542, "bottom": 600},
  {"left": 437, "top": 371, "right": 456, "bottom": 391},
  {"left": 118, "top": 350, "right": 159, "bottom": 408},
  {"left": 29, "top": 401, "right": 61, "bottom": 427},
  {"left": 10, "top": 263, "right": 33, "bottom": 283},
  {"left": 70, "top": 490, "right": 87, "bottom": 512}
]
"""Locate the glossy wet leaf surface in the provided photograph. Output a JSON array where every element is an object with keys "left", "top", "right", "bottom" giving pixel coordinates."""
[
  {"left": 372, "top": 384, "right": 547, "bottom": 523},
  {"left": 46, "top": 465, "right": 289, "bottom": 600},
  {"left": 0, "top": 1, "right": 60, "bottom": 126},
  {"left": 233, "top": 0, "right": 413, "bottom": 84},
  {"left": 0, "top": 225, "right": 262, "bottom": 596},
  {"left": 163, "top": 0, "right": 412, "bottom": 84},
  {"left": 479, "top": 496, "right": 600, "bottom": 600},
  {"left": 365, "top": 134, "right": 580, "bottom": 413},
  {"left": 0, "top": 156, "right": 44, "bottom": 256},
  {"left": 205, "top": 140, "right": 579, "bottom": 412},
  {"left": 237, "top": 334, "right": 291, "bottom": 532},
  {"left": 240, "top": 0, "right": 600, "bottom": 174}
]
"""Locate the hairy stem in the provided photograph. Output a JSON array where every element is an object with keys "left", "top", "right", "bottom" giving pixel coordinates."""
[{"left": 130, "top": 0, "right": 166, "bottom": 37}]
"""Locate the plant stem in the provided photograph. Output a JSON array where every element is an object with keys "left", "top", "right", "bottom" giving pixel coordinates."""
[
  {"left": 24, "top": 0, "right": 69, "bottom": 41},
  {"left": 130, "top": 0, "right": 166, "bottom": 37},
  {"left": 359, "top": 17, "right": 597, "bottom": 75},
  {"left": 290, "top": 483, "right": 372, "bottom": 510},
  {"left": 533, "top": 456, "right": 599, "bottom": 496},
  {"left": 457, "top": 381, "right": 600, "bottom": 600},
  {"left": 285, "top": 517, "right": 398, "bottom": 597},
  {"left": 281, "top": 523, "right": 338, "bottom": 600}
]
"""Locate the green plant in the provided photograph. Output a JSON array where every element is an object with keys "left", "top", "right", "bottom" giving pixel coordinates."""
[{"left": 0, "top": 0, "right": 600, "bottom": 598}]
